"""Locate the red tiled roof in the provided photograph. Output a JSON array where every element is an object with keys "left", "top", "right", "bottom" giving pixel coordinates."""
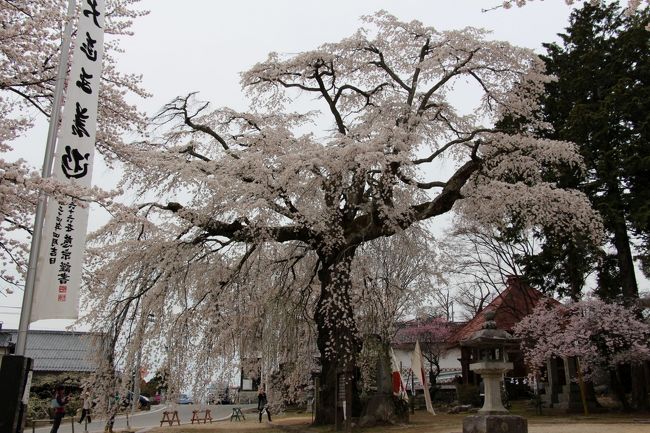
[{"left": 448, "top": 276, "right": 561, "bottom": 344}]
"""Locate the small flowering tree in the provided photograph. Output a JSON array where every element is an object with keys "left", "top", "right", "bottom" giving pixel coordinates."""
[
  {"left": 402, "top": 317, "right": 455, "bottom": 396},
  {"left": 514, "top": 298, "right": 650, "bottom": 409}
]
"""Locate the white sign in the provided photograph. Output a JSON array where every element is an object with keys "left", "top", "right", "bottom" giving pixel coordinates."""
[{"left": 31, "top": 0, "right": 105, "bottom": 322}]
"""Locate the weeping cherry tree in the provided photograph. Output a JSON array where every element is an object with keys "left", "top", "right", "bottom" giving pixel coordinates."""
[{"left": 84, "top": 12, "right": 601, "bottom": 424}]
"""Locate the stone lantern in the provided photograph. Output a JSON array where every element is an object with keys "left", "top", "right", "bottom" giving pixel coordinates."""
[{"left": 460, "top": 310, "right": 527, "bottom": 433}]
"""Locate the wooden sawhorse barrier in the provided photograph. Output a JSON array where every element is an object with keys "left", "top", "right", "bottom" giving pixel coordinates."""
[
  {"left": 230, "top": 407, "right": 245, "bottom": 421},
  {"left": 191, "top": 409, "right": 213, "bottom": 424},
  {"left": 160, "top": 410, "right": 181, "bottom": 426}
]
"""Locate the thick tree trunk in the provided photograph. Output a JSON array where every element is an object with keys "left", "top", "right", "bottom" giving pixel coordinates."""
[
  {"left": 631, "top": 364, "right": 649, "bottom": 411},
  {"left": 611, "top": 216, "right": 638, "bottom": 301},
  {"left": 643, "top": 361, "right": 650, "bottom": 410},
  {"left": 314, "top": 350, "right": 338, "bottom": 425},
  {"left": 566, "top": 243, "right": 585, "bottom": 301},
  {"left": 313, "top": 247, "right": 360, "bottom": 425},
  {"left": 610, "top": 367, "right": 630, "bottom": 412},
  {"left": 604, "top": 184, "right": 648, "bottom": 409},
  {"left": 601, "top": 180, "right": 638, "bottom": 300}
]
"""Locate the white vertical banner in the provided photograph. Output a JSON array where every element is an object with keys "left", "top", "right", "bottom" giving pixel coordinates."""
[
  {"left": 31, "top": 0, "right": 105, "bottom": 322},
  {"left": 411, "top": 340, "right": 435, "bottom": 415}
]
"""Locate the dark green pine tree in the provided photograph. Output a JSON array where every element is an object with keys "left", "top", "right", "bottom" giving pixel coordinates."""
[
  {"left": 527, "top": 3, "right": 650, "bottom": 410},
  {"left": 528, "top": 3, "right": 649, "bottom": 302}
]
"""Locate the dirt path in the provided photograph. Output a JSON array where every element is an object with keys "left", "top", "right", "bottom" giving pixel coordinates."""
[
  {"left": 142, "top": 413, "right": 650, "bottom": 433},
  {"left": 529, "top": 422, "right": 650, "bottom": 433}
]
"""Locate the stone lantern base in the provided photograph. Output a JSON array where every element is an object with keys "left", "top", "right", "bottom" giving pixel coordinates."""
[{"left": 463, "top": 414, "right": 527, "bottom": 433}]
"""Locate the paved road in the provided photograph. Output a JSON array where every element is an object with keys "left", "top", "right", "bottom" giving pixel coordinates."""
[{"left": 30, "top": 404, "right": 257, "bottom": 433}]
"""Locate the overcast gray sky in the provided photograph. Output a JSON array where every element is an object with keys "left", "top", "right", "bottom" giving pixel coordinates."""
[
  {"left": 1, "top": 0, "right": 585, "bottom": 329},
  {"left": 120, "top": 0, "right": 578, "bottom": 114}
]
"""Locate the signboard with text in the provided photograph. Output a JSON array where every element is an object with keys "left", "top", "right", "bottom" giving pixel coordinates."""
[{"left": 32, "top": 0, "right": 105, "bottom": 322}]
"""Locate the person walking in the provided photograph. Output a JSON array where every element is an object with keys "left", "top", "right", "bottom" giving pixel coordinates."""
[
  {"left": 78, "top": 392, "right": 92, "bottom": 424},
  {"left": 257, "top": 388, "right": 271, "bottom": 422},
  {"left": 50, "top": 386, "right": 69, "bottom": 433}
]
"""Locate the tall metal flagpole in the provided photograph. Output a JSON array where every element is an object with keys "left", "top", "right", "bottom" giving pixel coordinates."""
[{"left": 15, "top": 0, "right": 78, "bottom": 356}]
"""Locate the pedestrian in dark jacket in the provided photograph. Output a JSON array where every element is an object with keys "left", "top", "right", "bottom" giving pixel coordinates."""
[{"left": 257, "top": 388, "right": 271, "bottom": 422}]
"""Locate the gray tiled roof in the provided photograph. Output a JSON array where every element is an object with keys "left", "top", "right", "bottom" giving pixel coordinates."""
[{"left": 1, "top": 330, "right": 97, "bottom": 372}]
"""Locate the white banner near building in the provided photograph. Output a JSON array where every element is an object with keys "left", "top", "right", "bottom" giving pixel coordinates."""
[
  {"left": 411, "top": 340, "right": 436, "bottom": 415},
  {"left": 31, "top": 0, "right": 105, "bottom": 322}
]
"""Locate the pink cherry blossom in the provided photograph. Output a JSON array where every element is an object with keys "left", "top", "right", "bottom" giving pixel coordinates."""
[{"left": 514, "top": 298, "right": 650, "bottom": 379}]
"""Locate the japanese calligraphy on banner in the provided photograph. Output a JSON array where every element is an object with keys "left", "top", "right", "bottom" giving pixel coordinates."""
[{"left": 31, "top": 0, "right": 105, "bottom": 322}]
